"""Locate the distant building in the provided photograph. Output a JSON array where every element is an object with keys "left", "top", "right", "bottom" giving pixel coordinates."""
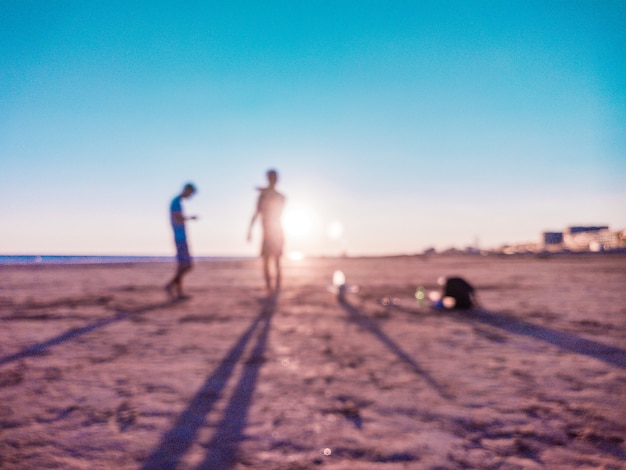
[
  {"left": 445, "top": 225, "right": 624, "bottom": 255},
  {"left": 564, "top": 226, "right": 611, "bottom": 251},
  {"left": 567, "top": 226, "right": 609, "bottom": 234},
  {"left": 533, "top": 225, "right": 626, "bottom": 253},
  {"left": 543, "top": 232, "right": 563, "bottom": 245}
]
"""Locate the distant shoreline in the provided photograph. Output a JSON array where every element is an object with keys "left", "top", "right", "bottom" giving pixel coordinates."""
[
  {"left": 0, "top": 255, "right": 253, "bottom": 266},
  {"left": 1, "top": 250, "right": 625, "bottom": 266}
]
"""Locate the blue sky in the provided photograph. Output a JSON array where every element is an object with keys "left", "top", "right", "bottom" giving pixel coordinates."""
[{"left": 1, "top": 1, "right": 625, "bottom": 256}]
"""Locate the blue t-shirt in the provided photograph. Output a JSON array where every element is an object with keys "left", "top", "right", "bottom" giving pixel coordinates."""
[{"left": 170, "top": 195, "right": 187, "bottom": 242}]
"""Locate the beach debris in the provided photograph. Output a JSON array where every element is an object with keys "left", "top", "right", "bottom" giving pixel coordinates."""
[
  {"left": 415, "top": 286, "right": 426, "bottom": 306},
  {"left": 0, "top": 364, "right": 25, "bottom": 388},
  {"left": 380, "top": 296, "right": 400, "bottom": 307},
  {"left": 321, "top": 396, "right": 363, "bottom": 429},
  {"left": 115, "top": 400, "right": 137, "bottom": 431},
  {"left": 329, "top": 270, "right": 360, "bottom": 300},
  {"left": 333, "top": 270, "right": 346, "bottom": 289}
]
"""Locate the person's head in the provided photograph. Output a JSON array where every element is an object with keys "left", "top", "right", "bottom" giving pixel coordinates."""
[
  {"left": 266, "top": 169, "right": 278, "bottom": 188},
  {"left": 182, "top": 183, "right": 196, "bottom": 198}
]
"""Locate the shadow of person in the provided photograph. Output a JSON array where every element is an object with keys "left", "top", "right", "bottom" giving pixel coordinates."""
[
  {"left": 141, "top": 299, "right": 275, "bottom": 470},
  {"left": 0, "top": 299, "right": 179, "bottom": 367},
  {"left": 197, "top": 299, "right": 274, "bottom": 469},
  {"left": 338, "top": 297, "right": 453, "bottom": 400},
  {"left": 456, "top": 309, "right": 626, "bottom": 370}
]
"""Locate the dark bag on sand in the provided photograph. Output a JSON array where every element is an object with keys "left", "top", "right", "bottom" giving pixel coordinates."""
[{"left": 443, "top": 277, "right": 475, "bottom": 309}]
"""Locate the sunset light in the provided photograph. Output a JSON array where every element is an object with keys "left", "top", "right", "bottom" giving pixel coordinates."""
[
  {"left": 0, "top": 2, "right": 622, "bottom": 258},
  {"left": 287, "top": 251, "right": 304, "bottom": 261},
  {"left": 283, "top": 209, "right": 312, "bottom": 237},
  {"left": 327, "top": 221, "right": 344, "bottom": 240}
]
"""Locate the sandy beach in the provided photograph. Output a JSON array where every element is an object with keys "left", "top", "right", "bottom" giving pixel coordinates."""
[{"left": 0, "top": 255, "right": 624, "bottom": 469}]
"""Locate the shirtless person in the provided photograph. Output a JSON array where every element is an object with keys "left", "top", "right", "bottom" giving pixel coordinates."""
[
  {"left": 166, "top": 183, "right": 197, "bottom": 299},
  {"left": 247, "top": 169, "right": 286, "bottom": 295}
]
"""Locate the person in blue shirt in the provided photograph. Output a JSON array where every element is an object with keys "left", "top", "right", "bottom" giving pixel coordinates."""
[
  {"left": 247, "top": 169, "right": 286, "bottom": 296},
  {"left": 166, "top": 183, "right": 197, "bottom": 299}
]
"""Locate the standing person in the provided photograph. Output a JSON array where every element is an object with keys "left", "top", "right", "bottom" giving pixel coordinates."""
[
  {"left": 247, "top": 169, "right": 286, "bottom": 296},
  {"left": 166, "top": 183, "right": 197, "bottom": 299}
]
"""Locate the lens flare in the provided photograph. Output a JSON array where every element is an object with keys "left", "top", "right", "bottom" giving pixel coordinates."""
[{"left": 327, "top": 221, "right": 343, "bottom": 239}]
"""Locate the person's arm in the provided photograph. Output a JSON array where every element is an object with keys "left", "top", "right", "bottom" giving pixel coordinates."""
[
  {"left": 172, "top": 211, "right": 185, "bottom": 224},
  {"left": 173, "top": 211, "right": 198, "bottom": 222},
  {"left": 247, "top": 208, "right": 260, "bottom": 241},
  {"left": 247, "top": 193, "right": 263, "bottom": 241}
]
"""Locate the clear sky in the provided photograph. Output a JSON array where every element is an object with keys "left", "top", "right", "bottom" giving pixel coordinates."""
[{"left": 1, "top": 1, "right": 625, "bottom": 256}]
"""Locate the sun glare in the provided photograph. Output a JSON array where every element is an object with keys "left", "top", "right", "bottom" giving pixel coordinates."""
[
  {"left": 288, "top": 251, "right": 304, "bottom": 261},
  {"left": 327, "top": 221, "right": 344, "bottom": 239},
  {"left": 283, "top": 210, "right": 312, "bottom": 236}
]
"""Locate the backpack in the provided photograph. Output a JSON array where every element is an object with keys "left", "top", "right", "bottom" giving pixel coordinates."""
[{"left": 443, "top": 277, "right": 475, "bottom": 309}]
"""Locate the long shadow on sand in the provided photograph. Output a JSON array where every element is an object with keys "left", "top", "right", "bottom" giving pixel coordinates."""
[
  {"left": 0, "top": 299, "right": 179, "bottom": 367},
  {"left": 339, "top": 298, "right": 452, "bottom": 400},
  {"left": 141, "top": 298, "right": 275, "bottom": 470},
  {"left": 453, "top": 309, "right": 626, "bottom": 370}
]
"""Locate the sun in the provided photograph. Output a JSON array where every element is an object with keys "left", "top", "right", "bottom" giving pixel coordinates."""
[{"left": 283, "top": 209, "right": 312, "bottom": 236}]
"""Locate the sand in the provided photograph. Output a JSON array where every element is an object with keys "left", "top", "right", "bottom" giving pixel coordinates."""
[{"left": 0, "top": 255, "right": 625, "bottom": 469}]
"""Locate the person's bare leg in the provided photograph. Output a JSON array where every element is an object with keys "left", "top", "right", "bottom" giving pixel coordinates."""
[
  {"left": 175, "top": 275, "right": 183, "bottom": 298},
  {"left": 167, "top": 264, "right": 192, "bottom": 299},
  {"left": 165, "top": 271, "right": 179, "bottom": 298},
  {"left": 179, "top": 265, "right": 193, "bottom": 298},
  {"left": 262, "top": 256, "right": 272, "bottom": 294},
  {"left": 274, "top": 256, "right": 282, "bottom": 293}
]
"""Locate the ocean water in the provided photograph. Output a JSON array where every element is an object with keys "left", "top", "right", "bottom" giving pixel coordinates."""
[
  {"left": 0, "top": 255, "right": 173, "bottom": 265},
  {"left": 0, "top": 256, "right": 247, "bottom": 265}
]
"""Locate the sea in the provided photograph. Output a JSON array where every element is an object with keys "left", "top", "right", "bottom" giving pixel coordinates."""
[{"left": 0, "top": 255, "right": 246, "bottom": 265}]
